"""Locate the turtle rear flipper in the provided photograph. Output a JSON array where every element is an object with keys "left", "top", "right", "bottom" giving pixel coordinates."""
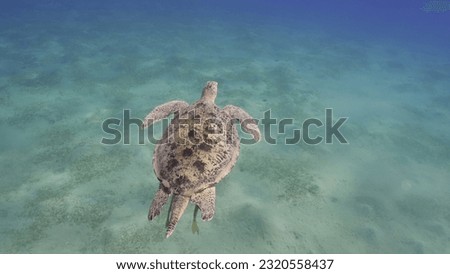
[
  {"left": 191, "top": 187, "right": 216, "bottom": 221},
  {"left": 148, "top": 184, "right": 171, "bottom": 220}
]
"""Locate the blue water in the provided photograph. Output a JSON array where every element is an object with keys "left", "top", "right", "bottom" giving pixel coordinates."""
[{"left": 0, "top": 0, "right": 449, "bottom": 253}]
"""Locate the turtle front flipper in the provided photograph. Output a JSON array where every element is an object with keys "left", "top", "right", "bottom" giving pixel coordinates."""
[
  {"left": 142, "top": 100, "right": 189, "bottom": 128},
  {"left": 148, "top": 184, "right": 171, "bottom": 220},
  {"left": 166, "top": 194, "right": 189, "bottom": 238},
  {"left": 223, "top": 105, "right": 261, "bottom": 142},
  {"left": 191, "top": 205, "right": 200, "bottom": 235},
  {"left": 191, "top": 187, "right": 216, "bottom": 221}
]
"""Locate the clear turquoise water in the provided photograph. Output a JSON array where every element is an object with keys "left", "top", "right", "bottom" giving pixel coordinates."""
[{"left": 1, "top": 1, "right": 449, "bottom": 253}]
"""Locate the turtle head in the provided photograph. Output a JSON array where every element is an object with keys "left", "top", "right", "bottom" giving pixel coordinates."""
[{"left": 201, "top": 81, "right": 218, "bottom": 103}]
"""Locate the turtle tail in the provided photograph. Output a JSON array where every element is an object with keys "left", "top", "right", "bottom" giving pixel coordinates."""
[
  {"left": 191, "top": 205, "right": 200, "bottom": 235},
  {"left": 165, "top": 194, "right": 189, "bottom": 238}
]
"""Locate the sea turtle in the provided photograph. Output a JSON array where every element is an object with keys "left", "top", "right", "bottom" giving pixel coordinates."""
[{"left": 142, "top": 81, "right": 261, "bottom": 238}]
